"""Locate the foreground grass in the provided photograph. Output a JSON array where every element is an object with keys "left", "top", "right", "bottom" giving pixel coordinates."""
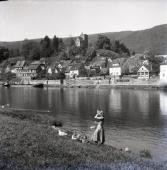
[{"left": 0, "top": 108, "right": 166, "bottom": 170}]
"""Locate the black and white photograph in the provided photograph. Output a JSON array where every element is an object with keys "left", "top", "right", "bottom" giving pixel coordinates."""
[{"left": 0, "top": 0, "right": 167, "bottom": 169}]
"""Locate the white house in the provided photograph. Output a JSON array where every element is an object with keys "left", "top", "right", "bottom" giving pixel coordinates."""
[
  {"left": 69, "top": 64, "right": 81, "bottom": 78},
  {"left": 137, "top": 65, "right": 150, "bottom": 79},
  {"left": 109, "top": 63, "right": 121, "bottom": 78},
  {"left": 160, "top": 64, "right": 167, "bottom": 81},
  {"left": 69, "top": 70, "right": 79, "bottom": 78},
  {"left": 47, "top": 67, "right": 52, "bottom": 74}
]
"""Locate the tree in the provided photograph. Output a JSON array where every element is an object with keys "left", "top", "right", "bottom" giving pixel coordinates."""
[
  {"left": 58, "top": 38, "right": 65, "bottom": 52},
  {"left": 29, "top": 45, "right": 40, "bottom": 60},
  {"left": 79, "top": 63, "right": 87, "bottom": 77},
  {"left": 40, "top": 36, "right": 52, "bottom": 58},
  {"left": 144, "top": 50, "right": 162, "bottom": 74},
  {"left": 59, "top": 51, "right": 68, "bottom": 60},
  {"left": 68, "top": 37, "right": 75, "bottom": 47},
  {"left": 9, "top": 48, "right": 20, "bottom": 58},
  {"left": 52, "top": 35, "right": 59, "bottom": 55},
  {"left": 21, "top": 40, "right": 40, "bottom": 60},
  {"left": 85, "top": 47, "right": 96, "bottom": 63},
  {"left": 96, "top": 35, "right": 111, "bottom": 50},
  {"left": 111, "top": 40, "right": 130, "bottom": 57},
  {"left": 0, "top": 46, "right": 9, "bottom": 62}
]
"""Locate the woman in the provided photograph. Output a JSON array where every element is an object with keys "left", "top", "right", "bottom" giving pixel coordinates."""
[{"left": 91, "top": 110, "right": 105, "bottom": 144}]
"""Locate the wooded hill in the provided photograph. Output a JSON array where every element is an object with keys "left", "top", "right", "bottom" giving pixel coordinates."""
[
  {"left": 88, "top": 24, "right": 167, "bottom": 54},
  {"left": 0, "top": 24, "right": 167, "bottom": 55}
]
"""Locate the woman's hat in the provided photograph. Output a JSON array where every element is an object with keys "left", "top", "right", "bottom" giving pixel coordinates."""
[{"left": 94, "top": 110, "right": 104, "bottom": 120}]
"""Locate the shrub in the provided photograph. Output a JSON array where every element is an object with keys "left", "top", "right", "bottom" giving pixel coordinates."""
[{"left": 139, "top": 149, "right": 152, "bottom": 159}]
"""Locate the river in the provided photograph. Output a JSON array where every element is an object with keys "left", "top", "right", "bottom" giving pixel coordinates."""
[{"left": 0, "top": 86, "right": 167, "bottom": 161}]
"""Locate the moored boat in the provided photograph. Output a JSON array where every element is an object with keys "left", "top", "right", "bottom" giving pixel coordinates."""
[
  {"left": 32, "top": 83, "right": 44, "bottom": 88},
  {"left": 3, "top": 82, "right": 10, "bottom": 87}
]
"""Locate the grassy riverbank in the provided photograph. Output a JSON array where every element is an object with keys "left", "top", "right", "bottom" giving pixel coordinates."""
[{"left": 0, "top": 108, "right": 166, "bottom": 170}]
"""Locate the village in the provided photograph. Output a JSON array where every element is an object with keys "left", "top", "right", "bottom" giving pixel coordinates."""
[{"left": 0, "top": 33, "right": 167, "bottom": 88}]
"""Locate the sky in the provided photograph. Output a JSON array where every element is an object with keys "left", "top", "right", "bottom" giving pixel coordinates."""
[{"left": 0, "top": 0, "right": 167, "bottom": 42}]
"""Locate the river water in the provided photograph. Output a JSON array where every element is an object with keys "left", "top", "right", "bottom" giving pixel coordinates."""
[{"left": 0, "top": 86, "right": 167, "bottom": 161}]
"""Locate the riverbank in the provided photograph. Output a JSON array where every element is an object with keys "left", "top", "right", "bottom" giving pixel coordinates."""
[
  {"left": 1, "top": 77, "right": 163, "bottom": 90},
  {"left": 0, "top": 108, "right": 166, "bottom": 169}
]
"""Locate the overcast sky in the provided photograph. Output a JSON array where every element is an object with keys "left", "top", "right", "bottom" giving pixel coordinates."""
[{"left": 0, "top": 0, "right": 167, "bottom": 41}]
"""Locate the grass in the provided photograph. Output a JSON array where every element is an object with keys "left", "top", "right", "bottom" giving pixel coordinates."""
[{"left": 0, "top": 108, "right": 166, "bottom": 170}]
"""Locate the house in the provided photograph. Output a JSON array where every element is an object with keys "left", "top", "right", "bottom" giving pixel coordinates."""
[
  {"left": 90, "top": 65, "right": 101, "bottom": 73},
  {"left": 75, "top": 33, "right": 88, "bottom": 48},
  {"left": 109, "top": 63, "right": 121, "bottom": 78},
  {"left": 47, "top": 64, "right": 59, "bottom": 75},
  {"left": 137, "top": 65, "right": 150, "bottom": 79},
  {"left": 5, "top": 65, "right": 11, "bottom": 73},
  {"left": 14, "top": 60, "right": 26, "bottom": 70},
  {"left": 160, "top": 64, "right": 167, "bottom": 81},
  {"left": 69, "top": 63, "right": 82, "bottom": 78},
  {"left": 16, "top": 61, "right": 45, "bottom": 80},
  {"left": 27, "top": 62, "right": 45, "bottom": 79}
]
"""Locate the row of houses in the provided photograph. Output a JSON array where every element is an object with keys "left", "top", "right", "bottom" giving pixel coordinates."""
[
  {"left": 109, "top": 55, "right": 167, "bottom": 81},
  {"left": 1, "top": 53, "right": 167, "bottom": 83}
]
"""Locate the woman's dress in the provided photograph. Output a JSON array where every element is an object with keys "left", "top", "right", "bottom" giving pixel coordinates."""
[{"left": 91, "top": 121, "right": 105, "bottom": 144}]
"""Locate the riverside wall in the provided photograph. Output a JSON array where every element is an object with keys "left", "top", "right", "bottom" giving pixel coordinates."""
[
  {"left": 0, "top": 78, "right": 161, "bottom": 89},
  {"left": 31, "top": 78, "right": 161, "bottom": 89}
]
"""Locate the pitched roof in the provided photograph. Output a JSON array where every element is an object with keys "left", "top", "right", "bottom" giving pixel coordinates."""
[
  {"left": 28, "top": 64, "right": 40, "bottom": 70},
  {"left": 15, "top": 60, "right": 26, "bottom": 68},
  {"left": 31, "top": 61, "right": 41, "bottom": 65},
  {"left": 70, "top": 63, "right": 82, "bottom": 70},
  {"left": 108, "top": 58, "right": 127, "bottom": 68},
  {"left": 138, "top": 65, "right": 149, "bottom": 72}
]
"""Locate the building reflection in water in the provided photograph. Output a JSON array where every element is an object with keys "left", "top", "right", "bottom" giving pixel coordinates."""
[
  {"left": 109, "top": 89, "right": 121, "bottom": 116},
  {"left": 160, "top": 91, "right": 167, "bottom": 115},
  {"left": 134, "top": 90, "right": 149, "bottom": 117}
]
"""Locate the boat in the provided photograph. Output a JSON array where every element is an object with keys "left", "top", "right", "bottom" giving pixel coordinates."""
[
  {"left": 3, "top": 82, "right": 10, "bottom": 87},
  {"left": 32, "top": 83, "right": 44, "bottom": 88}
]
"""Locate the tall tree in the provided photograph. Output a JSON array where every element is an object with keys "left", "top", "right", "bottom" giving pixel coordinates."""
[
  {"left": 58, "top": 38, "right": 65, "bottom": 52},
  {"left": 52, "top": 35, "right": 59, "bottom": 55},
  {"left": 40, "top": 36, "right": 52, "bottom": 58},
  {"left": 0, "top": 46, "right": 9, "bottom": 62}
]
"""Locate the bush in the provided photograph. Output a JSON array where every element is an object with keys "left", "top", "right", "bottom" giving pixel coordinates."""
[{"left": 139, "top": 149, "right": 152, "bottom": 159}]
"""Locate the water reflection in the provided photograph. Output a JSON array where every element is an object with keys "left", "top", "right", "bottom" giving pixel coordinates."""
[
  {"left": 160, "top": 91, "right": 167, "bottom": 115},
  {"left": 109, "top": 89, "right": 121, "bottom": 115}
]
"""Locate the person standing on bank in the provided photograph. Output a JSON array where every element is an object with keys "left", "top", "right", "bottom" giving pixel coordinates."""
[{"left": 91, "top": 110, "right": 105, "bottom": 144}]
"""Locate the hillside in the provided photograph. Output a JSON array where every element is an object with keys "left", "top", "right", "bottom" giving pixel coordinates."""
[
  {"left": 121, "top": 24, "right": 167, "bottom": 54},
  {"left": 0, "top": 24, "right": 167, "bottom": 54},
  {"left": 88, "top": 24, "right": 167, "bottom": 54}
]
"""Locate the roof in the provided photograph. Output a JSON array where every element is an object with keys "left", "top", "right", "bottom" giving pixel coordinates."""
[
  {"left": 30, "top": 61, "right": 42, "bottom": 65},
  {"left": 14, "top": 60, "right": 26, "bottom": 68},
  {"left": 138, "top": 65, "right": 149, "bottom": 72},
  {"left": 137, "top": 64, "right": 152, "bottom": 72},
  {"left": 108, "top": 58, "right": 127, "bottom": 68},
  {"left": 28, "top": 64, "right": 40, "bottom": 70},
  {"left": 70, "top": 63, "right": 82, "bottom": 71}
]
